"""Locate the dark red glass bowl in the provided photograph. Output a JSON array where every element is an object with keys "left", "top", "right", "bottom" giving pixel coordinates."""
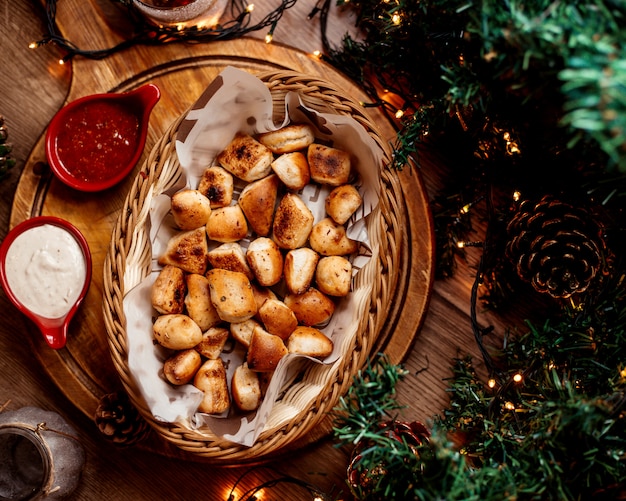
[
  {"left": 45, "top": 83, "right": 160, "bottom": 192},
  {"left": 0, "top": 216, "right": 92, "bottom": 349}
]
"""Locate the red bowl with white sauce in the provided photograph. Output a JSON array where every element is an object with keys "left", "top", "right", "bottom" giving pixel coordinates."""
[
  {"left": 0, "top": 216, "right": 92, "bottom": 349},
  {"left": 45, "top": 84, "right": 160, "bottom": 192}
]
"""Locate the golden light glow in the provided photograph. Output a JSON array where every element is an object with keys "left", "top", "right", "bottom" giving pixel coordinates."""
[
  {"left": 488, "top": 378, "right": 496, "bottom": 388},
  {"left": 265, "top": 32, "right": 273, "bottom": 43},
  {"left": 395, "top": 109, "right": 405, "bottom": 119},
  {"left": 312, "top": 50, "right": 322, "bottom": 59},
  {"left": 460, "top": 203, "right": 472, "bottom": 214},
  {"left": 246, "top": 3, "right": 255, "bottom": 12},
  {"left": 29, "top": 41, "right": 38, "bottom": 49},
  {"left": 457, "top": 241, "right": 465, "bottom": 249},
  {"left": 392, "top": 13, "right": 401, "bottom": 25},
  {"left": 513, "top": 373, "right": 523, "bottom": 383},
  {"left": 504, "top": 401, "right": 515, "bottom": 410},
  {"left": 513, "top": 190, "right": 521, "bottom": 202}
]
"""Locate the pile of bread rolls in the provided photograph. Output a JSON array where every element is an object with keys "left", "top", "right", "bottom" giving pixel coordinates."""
[{"left": 150, "top": 123, "right": 363, "bottom": 415}]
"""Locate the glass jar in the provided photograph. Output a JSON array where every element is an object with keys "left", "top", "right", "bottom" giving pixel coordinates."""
[{"left": 0, "top": 407, "right": 85, "bottom": 500}]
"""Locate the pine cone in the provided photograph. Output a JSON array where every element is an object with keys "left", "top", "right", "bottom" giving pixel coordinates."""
[
  {"left": 95, "top": 391, "right": 150, "bottom": 446},
  {"left": 506, "top": 196, "right": 605, "bottom": 299}
]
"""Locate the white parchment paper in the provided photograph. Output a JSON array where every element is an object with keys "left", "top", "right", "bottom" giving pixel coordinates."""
[{"left": 124, "top": 67, "right": 384, "bottom": 446}]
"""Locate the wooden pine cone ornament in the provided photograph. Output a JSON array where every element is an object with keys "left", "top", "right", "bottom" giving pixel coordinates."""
[
  {"left": 95, "top": 391, "right": 150, "bottom": 446},
  {"left": 505, "top": 195, "right": 606, "bottom": 299}
]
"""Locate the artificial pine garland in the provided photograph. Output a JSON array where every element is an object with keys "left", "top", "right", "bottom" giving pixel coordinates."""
[{"left": 329, "top": 1, "right": 626, "bottom": 499}]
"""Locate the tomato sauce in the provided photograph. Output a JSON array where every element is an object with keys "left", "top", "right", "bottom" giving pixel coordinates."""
[{"left": 55, "top": 101, "right": 140, "bottom": 183}]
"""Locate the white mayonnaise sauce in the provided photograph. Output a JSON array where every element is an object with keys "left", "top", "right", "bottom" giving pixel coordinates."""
[{"left": 4, "top": 224, "right": 87, "bottom": 319}]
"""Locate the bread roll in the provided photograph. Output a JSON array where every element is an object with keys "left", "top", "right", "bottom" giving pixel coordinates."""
[
  {"left": 246, "top": 325, "right": 288, "bottom": 372},
  {"left": 309, "top": 218, "right": 359, "bottom": 256},
  {"left": 184, "top": 273, "right": 222, "bottom": 331},
  {"left": 272, "top": 193, "right": 314, "bottom": 249},
  {"left": 231, "top": 363, "right": 262, "bottom": 412},
  {"left": 246, "top": 237, "right": 284, "bottom": 287},
  {"left": 151, "top": 265, "right": 186, "bottom": 315},
  {"left": 258, "top": 124, "right": 315, "bottom": 153},
  {"left": 163, "top": 349, "right": 202, "bottom": 385},
  {"left": 206, "top": 205, "right": 248, "bottom": 243},
  {"left": 287, "top": 326, "right": 334, "bottom": 359},
  {"left": 217, "top": 132, "right": 273, "bottom": 182},
  {"left": 250, "top": 283, "right": 277, "bottom": 321},
  {"left": 153, "top": 314, "right": 203, "bottom": 350},
  {"left": 284, "top": 287, "right": 335, "bottom": 326},
  {"left": 258, "top": 298, "right": 298, "bottom": 341},
  {"left": 195, "top": 326, "right": 230, "bottom": 360},
  {"left": 238, "top": 174, "right": 279, "bottom": 236},
  {"left": 206, "top": 269, "right": 257, "bottom": 323},
  {"left": 157, "top": 227, "right": 209, "bottom": 275},
  {"left": 325, "top": 184, "right": 362, "bottom": 225},
  {"left": 230, "top": 318, "right": 261, "bottom": 348},
  {"left": 283, "top": 247, "right": 319, "bottom": 295},
  {"left": 270, "top": 152, "right": 310, "bottom": 191},
  {"left": 307, "top": 143, "right": 351, "bottom": 186},
  {"left": 197, "top": 166, "right": 234, "bottom": 208},
  {"left": 315, "top": 256, "right": 352, "bottom": 297},
  {"left": 194, "top": 359, "right": 230, "bottom": 414},
  {"left": 207, "top": 242, "right": 254, "bottom": 280},
  {"left": 170, "top": 189, "right": 212, "bottom": 230}
]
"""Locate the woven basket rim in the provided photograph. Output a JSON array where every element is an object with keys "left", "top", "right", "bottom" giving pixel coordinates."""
[{"left": 102, "top": 68, "right": 405, "bottom": 462}]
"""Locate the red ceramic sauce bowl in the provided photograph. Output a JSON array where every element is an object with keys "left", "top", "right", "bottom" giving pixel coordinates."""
[
  {"left": 0, "top": 216, "right": 92, "bottom": 349},
  {"left": 45, "top": 83, "right": 160, "bottom": 192}
]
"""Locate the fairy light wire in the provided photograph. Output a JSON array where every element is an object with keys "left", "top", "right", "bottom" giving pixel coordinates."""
[{"left": 36, "top": 0, "right": 299, "bottom": 61}]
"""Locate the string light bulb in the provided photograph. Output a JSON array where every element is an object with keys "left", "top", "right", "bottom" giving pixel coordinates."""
[{"left": 513, "top": 373, "right": 523, "bottom": 383}]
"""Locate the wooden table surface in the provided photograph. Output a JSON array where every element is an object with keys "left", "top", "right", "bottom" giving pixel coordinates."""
[{"left": 0, "top": 1, "right": 516, "bottom": 499}]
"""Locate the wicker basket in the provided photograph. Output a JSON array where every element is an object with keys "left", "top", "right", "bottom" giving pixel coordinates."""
[{"left": 102, "top": 70, "right": 405, "bottom": 462}]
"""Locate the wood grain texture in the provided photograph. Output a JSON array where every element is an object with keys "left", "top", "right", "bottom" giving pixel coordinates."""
[{"left": 0, "top": 0, "right": 506, "bottom": 499}]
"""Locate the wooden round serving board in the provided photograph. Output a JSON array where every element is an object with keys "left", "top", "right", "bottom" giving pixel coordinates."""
[{"left": 11, "top": 34, "right": 433, "bottom": 460}]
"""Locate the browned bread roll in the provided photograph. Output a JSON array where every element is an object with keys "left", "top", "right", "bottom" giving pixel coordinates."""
[
  {"left": 231, "top": 363, "right": 262, "bottom": 412},
  {"left": 307, "top": 143, "right": 351, "bottom": 186},
  {"left": 157, "top": 227, "right": 209, "bottom": 275},
  {"left": 238, "top": 174, "right": 280, "bottom": 237},
  {"left": 246, "top": 325, "right": 288, "bottom": 372},
  {"left": 283, "top": 287, "right": 335, "bottom": 327},
  {"left": 272, "top": 193, "right": 314, "bottom": 249},
  {"left": 163, "top": 349, "right": 202, "bottom": 386},
  {"left": 197, "top": 166, "right": 234, "bottom": 208},
  {"left": 325, "top": 184, "right": 362, "bottom": 225},
  {"left": 283, "top": 247, "right": 319, "bottom": 295},
  {"left": 151, "top": 265, "right": 186, "bottom": 315},
  {"left": 206, "top": 268, "right": 257, "bottom": 323},
  {"left": 315, "top": 255, "right": 353, "bottom": 297},
  {"left": 258, "top": 124, "right": 315, "bottom": 154},
  {"left": 184, "top": 273, "right": 222, "bottom": 331},
  {"left": 230, "top": 318, "right": 261, "bottom": 348},
  {"left": 217, "top": 132, "right": 273, "bottom": 182},
  {"left": 195, "top": 326, "right": 230, "bottom": 360},
  {"left": 270, "top": 151, "right": 310, "bottom": 191},
  {"left": 153, "top": 314, "right": 203, "bottom": 350},
  {"left": 206, "top": 205, "right": 249, "bottom": 243},
  {"left": 171, "top": 189, "right": 212, "bottom": 230},
  {"left": 309, "top": 217, "right": 359, "bottom": 256},
  {"left": 258, "top": 298, "right": 298, "bottom": 341},
  {"left": 194, "top": 358, "right": 230, "bottom": 414},
  {"left": 287, "top": 326, "right": 333, "bottom": 359},
  {"left": 207, "top": 242, "right": 254, "bottom": 280},
  {"left": 246, "top": 237, "right": 284, "bottom": 287}
]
